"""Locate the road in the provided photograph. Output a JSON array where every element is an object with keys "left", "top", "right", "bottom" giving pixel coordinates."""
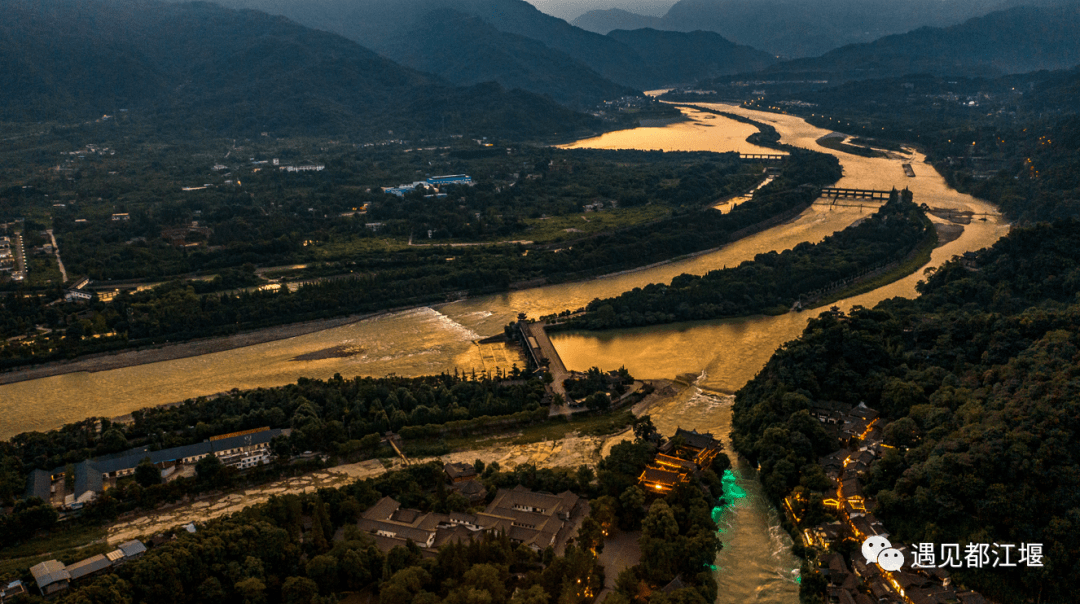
[{"left": 46, "top": 229, "right": 67, "bottom": 283}]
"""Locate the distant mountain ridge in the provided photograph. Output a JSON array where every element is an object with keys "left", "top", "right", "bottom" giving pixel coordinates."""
[
  {"left": 572, "top": 8, "right": 663, "bottom": 34},
  {"left": 0, "top": 0, "right": 602, "bottom": 137},
  {"left": 203, "top": 0, "right": 777, "bottom": 93},
  {"left": 756, "top": 4, "right": 1080, "bottom": 81},
  {"left": 607, "top": 29, "right": 775, "bottom": 89},
  {"left": 574, "top": 0, "right": 1073, "bottom": 58}
]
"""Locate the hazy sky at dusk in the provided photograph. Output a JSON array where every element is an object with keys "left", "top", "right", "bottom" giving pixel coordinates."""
[{"left": 524, "top": 0, "right": 679, "bottom": 21}]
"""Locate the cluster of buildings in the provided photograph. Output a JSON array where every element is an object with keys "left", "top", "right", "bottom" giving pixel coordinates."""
[
  {"left": 352, "top": 483, "right": 587, "bottom": 556},
  {"left": 64, "top": 277, "right": 94, "bottom": 302},
  {"left": 382, "top": 174, "right": 473, "bottom": 198},
  {"left": 786, "top": 402, "right": 988, "bottom": 604},
  {"left": 0, "top": 236, "right": 14, "bottom": 277},
  {"left": 582, "top": 199, "right": 617, "bottom": 212},
  {"left": 280, "top": 164, "right": 325, "bottom": 173},
  {"left": 23, "top": 540, "right": 146, "bottom": 598},
  {"left": 26, "top": 428, "right": 287, "bottom": 509},
  {"left": 638, "top": 428, "right": 723, "bottom": 493}
]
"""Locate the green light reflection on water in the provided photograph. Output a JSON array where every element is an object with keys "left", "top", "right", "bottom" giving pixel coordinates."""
[{"left": 709, "top": 469, "right": 749, "bottom": 571}]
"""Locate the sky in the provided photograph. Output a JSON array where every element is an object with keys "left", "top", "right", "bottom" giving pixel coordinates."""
[{"left": 524, "top": 0, "right": 680, "bottom": 21}]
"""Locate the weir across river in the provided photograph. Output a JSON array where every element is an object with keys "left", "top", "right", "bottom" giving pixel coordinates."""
[{"left": 819, "top": 187, "right": 894, "bottom": 199}]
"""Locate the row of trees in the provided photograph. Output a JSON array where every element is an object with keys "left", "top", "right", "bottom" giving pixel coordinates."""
[{"left": 570, "top": 191, "right": 930, "bottom": 329}]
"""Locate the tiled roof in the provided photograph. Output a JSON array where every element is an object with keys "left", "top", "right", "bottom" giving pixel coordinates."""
[
  {"left": 363, "top": 496, "right": 401, "bottom": 521},
  {"left": 118, "top": 540, "right": 146, "bottom": 558},
  {"left": 73, "top": 461, "right": 103, "bottom": 498},
  {"left": 25, "top": 469, "right": 51, "bottom": 501},
  {"left": 29, "top": 560, "right": 69, "bottom": 588},
  {"left": 66, "top": 555, "right": 111, "bottom": 581}
]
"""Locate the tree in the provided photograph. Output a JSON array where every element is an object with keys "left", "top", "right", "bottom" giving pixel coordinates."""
[
  {"left": 585, "top": 392, "right": 609, "bottom": 412},
  {"left": 618, "top": 486, "right": 646, "bottom": 530},
  {"left": 509, "top": 585, "right": 549, "bottom": 604},
  {"left": 305, "top": 555, "right": 337, "bottom": 593},
  {"left": 632, "top": 415, "right": 658, "bottom": 443},
  {"left": 235, "top": 577, "right": 267, "bottom": 604},
  {"left": 134, "top": 457, "right": 160, "bottom": 488},
  {"left": 575, "top": 466, "right": 594, "bottom": 493},
  {"left": 282, "top": 576, "right": 319, "bottom": 604},
  {"left": 195, "top": 454, "right": 222, "bottom": 482}
]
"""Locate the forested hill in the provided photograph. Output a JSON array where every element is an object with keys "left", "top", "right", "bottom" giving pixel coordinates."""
[
  {"left": 576, "top": 0, "right": 1063, "bottom": 58},
  {"left": 204, "top": 0, "right": 651, "bottom": 94},
  {"left": 374, "top": 9, "right": 637, "bottom": 107},
  {"left": 0, "top": 0, "right": 601, "bottom": 138},
  {"left": 731, "top": 221, "right": 1080, "bottom": 601},
  {"left": 755, "top": 4, "right": 1080, "bottom": 82},
  {"left": 201, "top": 0, "right": 775, "bottom": 92},
  {"left": 606, "top": 29, "right": 776, "bottom": 89}
]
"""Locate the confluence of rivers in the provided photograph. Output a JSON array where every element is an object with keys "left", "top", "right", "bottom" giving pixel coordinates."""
[{"left": 0, "top": 104, "right": 1008, "bottom": 603}]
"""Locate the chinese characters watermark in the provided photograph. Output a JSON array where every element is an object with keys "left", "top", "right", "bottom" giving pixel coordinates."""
[{"left": 911, "top": 542, "right": 1043, "bottom": 569}]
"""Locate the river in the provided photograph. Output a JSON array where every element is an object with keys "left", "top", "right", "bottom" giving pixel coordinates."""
[{"left": 0, "top": 103, "right": 1008, "bottom": 603}]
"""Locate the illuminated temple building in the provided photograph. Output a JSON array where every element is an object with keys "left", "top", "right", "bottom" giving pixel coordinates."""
[{"left": 638, "top": 428, "right": 723, "bottom": 493}]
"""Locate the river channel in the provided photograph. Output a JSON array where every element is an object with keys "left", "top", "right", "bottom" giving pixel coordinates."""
[{"left": 0, "top": 104, "right": 1008, "bottom": 603}]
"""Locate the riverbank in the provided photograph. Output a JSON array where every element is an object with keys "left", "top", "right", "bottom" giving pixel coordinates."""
[{"left": 0, "top": 311, "right": 394, "bottom": 386}]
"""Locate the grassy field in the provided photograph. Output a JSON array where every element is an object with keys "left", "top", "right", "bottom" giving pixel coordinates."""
[
  {"left": 0, "top": 524, "right": 109, "bottom": 580},
  {"left": 25, "top": 256, "right": 64, "bottom": 288},
  {"left": 520, "top": 206, "right": 672, "bottom": 244}
]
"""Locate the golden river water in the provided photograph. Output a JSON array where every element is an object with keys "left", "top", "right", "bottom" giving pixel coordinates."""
[{"left": 0, "top": 104, "right": 1008, "bottom": 603}]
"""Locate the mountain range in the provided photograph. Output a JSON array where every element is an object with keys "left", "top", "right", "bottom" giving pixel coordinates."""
[
  {"left": 752, "top": 4, "right": 1080, "bottom": 82},
  {"left": 0, "top": 0, "right": 601, "bottom": 138},
  {"left": 205, "top": 0, "right": 778, "bottom": 95},
  {"left": 574, "top": 0, "right": 1074, "bottom": 58}
]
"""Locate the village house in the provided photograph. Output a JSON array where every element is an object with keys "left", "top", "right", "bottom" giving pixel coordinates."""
[
  {"left": 351, "top": 485, "right": 586, "bottom": 555},
  {"left": 28, "top": 428, "right": 287, "bottom": 508},
  {"left": 28, "top": 541, "right": 146, "bottom": 596},
  {"left": 639, "top": 428, "right": 723, "bottom": 493}
]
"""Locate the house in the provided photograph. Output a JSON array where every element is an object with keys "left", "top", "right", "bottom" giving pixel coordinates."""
[
  {"left": 110, "top": 213, "right": 130, "bottom": 221},
  {"left": 662, "top": 428, "right": 723, "bottom": 467},
  {"left": 25, "top": 468, "right": 52, "bottom": 502},
  {"left": 640, "top": 428, "right": 723, "bottom": 493},
  {"left": 426, "top": 175, "right": 473, "bottom": 186},
  {"left": 444, "top": 462, "right": 478, "bottom": 483},
  {"left": 117, "top": 540, "right": 147, "bottom": 561},
  {"left": 25, "top": 540, "right": 147, "bottom": 597},
  {"left": 478, "top": 486, "right": 584, "bottom": 552},
  {"left": 65, "top": 289, "right": 94, "bottom": 302},
  {"left": 352, "top": 486, "right": 585, "bottom": 555},
  {"left": 1, "top": 580, "right": 27, "bottom": 603},
  {"left": 840, "top": 479, "right": 865, "bottom": 510},
  {"left": 62, "top": 428, "right": 286, "bottom": 502},
  {"left": 450, "top": 479, "right": 487, "bottom": 504},
  {"left": 67, "top": 460, "right": 103, "bottom": 507},
  {"left": 29, "top": 560, "right": 70, "bottom": 596},
  {"left": 639, "top": 466, "right": 689, "bottom": 492},
  {"left": 66, "top": 554, "right": 112, "bottom": 583}
]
